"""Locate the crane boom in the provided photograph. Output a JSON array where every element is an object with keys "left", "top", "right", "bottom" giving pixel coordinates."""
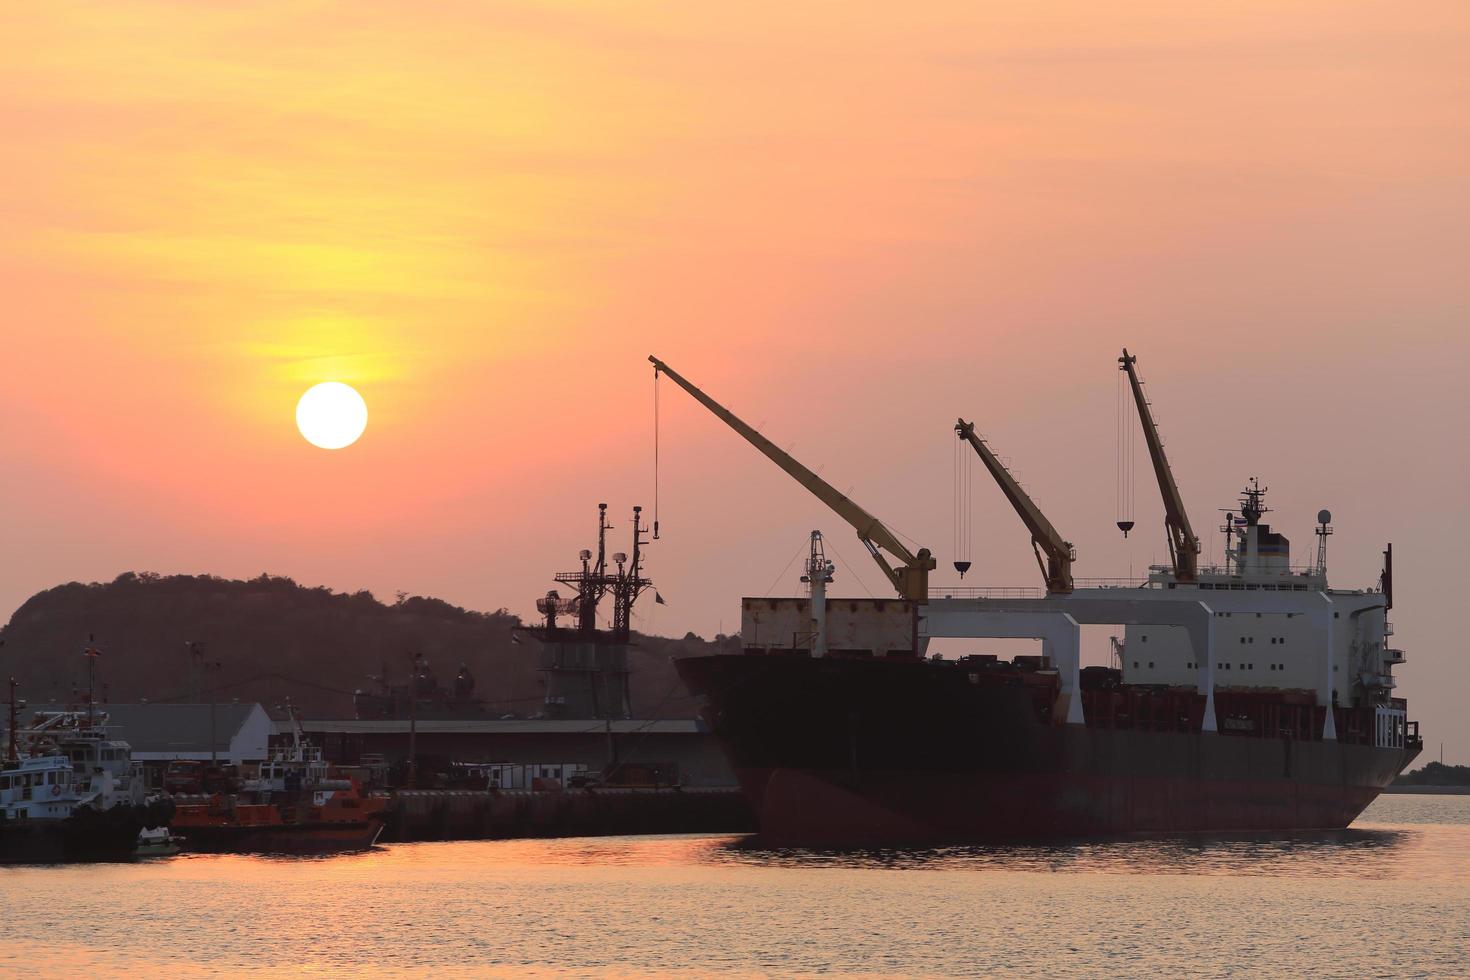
[
  {"left": 955, "top": 419, "right": 1075, "bottom": 593},
  {"left": 1118, "top": 349, "right": 1200, "bottom": 582},
  {"left": 649, "top": 356, "right": 935, "bottom": 601}
]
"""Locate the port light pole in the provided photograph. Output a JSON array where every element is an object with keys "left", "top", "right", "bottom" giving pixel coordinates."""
[{"left": 408, "top": 650, "right": 422, "bottom": 789}]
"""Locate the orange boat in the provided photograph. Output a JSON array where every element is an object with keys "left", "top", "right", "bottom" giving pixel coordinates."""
[{"left": 172, "top": 709, "right": 387, "bottom": 854}]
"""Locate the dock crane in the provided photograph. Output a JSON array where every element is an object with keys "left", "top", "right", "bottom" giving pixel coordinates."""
[
  {"left": 1118, "top": 349, "right": 1201, "bottom": 582},
  {"left": 954, "top": 420, "right": 1075, "bottom": 594},
  {"left": 649, "top": 356, "right": 936, "bottom": 603}
]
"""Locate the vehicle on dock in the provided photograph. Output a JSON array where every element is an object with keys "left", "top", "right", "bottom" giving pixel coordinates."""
[{"left": 163, "top": 759, "right": 238, "bottom": 795}]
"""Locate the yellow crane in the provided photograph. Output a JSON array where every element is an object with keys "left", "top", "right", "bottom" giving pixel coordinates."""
[
  {"left": 1118, "top": 349, "right": 1201, "bottom": 582},
  {"left": 649, "top": 356, "right": 936, "bottom": 602},
  {"left": 954, "top": 419, "right": 1075, "bottom": 594}
]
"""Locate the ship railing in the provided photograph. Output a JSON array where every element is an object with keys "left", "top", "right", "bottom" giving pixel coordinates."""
[
  {"left": 1195, "top": 563, "right": 1327, "bottom": 578},
  {"left": 929, "top": 586, "right": 1045, "bottom": 600},
  {"left": 929, "top": 577, "right": 1149, "bottom": 600},
  {"left": 1072, "top": 577, "right": 1152, "bottom": 589}
]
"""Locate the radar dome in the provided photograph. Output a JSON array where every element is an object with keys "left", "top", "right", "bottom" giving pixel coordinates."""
[{"left": 1317, "top": 509, "right": 1332, "bottom": 525}]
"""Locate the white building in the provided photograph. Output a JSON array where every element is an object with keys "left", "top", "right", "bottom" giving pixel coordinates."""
[{"left": 25, "top": 702, "right": 273, "bottom": 766}]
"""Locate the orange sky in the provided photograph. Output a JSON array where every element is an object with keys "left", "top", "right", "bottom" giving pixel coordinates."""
[{"left": 2, "top": 1, "right": 1468, "bottom": 757}]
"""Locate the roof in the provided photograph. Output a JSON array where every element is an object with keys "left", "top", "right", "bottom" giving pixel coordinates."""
[
  {"left": 289, "top": 718, "right": 707, "bottom": 736},
  {"left": 28, "top": 703, "right": 267, "bottom": 754}
]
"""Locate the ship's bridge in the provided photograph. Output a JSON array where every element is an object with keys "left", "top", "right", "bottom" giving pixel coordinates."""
[{"left": 1149, "top": 564, "right": 1326, "bottom": 592}]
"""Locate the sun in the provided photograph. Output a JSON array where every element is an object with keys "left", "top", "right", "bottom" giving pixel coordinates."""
[{"left": 296, "top": 382, "right": 368, "bottom": 450}]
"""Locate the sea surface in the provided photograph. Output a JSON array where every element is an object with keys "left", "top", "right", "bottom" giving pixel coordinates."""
[{"left": 3, "top": 794, "right": 1468, "bottom": 978}]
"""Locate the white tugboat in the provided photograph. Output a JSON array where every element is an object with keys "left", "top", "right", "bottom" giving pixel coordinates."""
[{"left": 1, "top": 678, "right": 174, "bottom": 862}]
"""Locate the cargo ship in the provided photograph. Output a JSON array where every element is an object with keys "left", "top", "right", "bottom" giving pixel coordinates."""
[{"left": 652, "top": 352, "right": 1421, "bottom": 845}]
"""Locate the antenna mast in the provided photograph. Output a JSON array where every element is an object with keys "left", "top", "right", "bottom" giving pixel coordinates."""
[
  {"left": 800, "top": 531, "right": 835, "bottom": 657},
  {"left": 6, "top": 678, "right": 22, "bottom": 764},
  {"left": 612, "top": 506, "right": 653, "bottom": 643},
  {"left": 1315, "top": 510, "right": 1333, "bottom": 576},
  {"left": 83, "top": 638, "right": 101, "bottom": 728}
]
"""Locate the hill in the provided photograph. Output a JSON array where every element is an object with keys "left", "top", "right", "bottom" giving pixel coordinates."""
[{"left": 0, "top": 572, "right": 737, "bottom": 718}]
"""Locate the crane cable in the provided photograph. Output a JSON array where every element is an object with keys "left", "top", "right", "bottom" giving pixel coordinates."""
[
  {"left": 952, "top": 423, "right": 973, "bottom": 576},
  {"left": 824, "top": 535, "right": 876, "bottom": 599},
  {"left": 652, "top": 365, "right": 661, "bottom": 539},
  {"left": 1116, "top": 367, "right": 1136, "bottom": 533}
]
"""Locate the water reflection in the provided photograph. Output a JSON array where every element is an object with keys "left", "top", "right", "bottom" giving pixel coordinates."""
[
  {"left": 712, "top": 827, "right": 1418, "bottom": 878},
  {"left": 3, "top": 798, "right": 1467, "bottom": 978}
]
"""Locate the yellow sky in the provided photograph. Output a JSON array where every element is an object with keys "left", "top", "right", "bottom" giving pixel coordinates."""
[{"left": 2, "top": 1, "right": 1468, "bottom": 753}]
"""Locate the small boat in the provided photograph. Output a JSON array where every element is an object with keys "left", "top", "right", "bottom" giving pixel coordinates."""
[{"left": 135, "top": 825, "right": 183, "bottom": 857}]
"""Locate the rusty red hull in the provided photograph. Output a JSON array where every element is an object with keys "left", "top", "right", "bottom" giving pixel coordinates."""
[
  {"left": 678, "top": 654, "right": 1420, "bottom": 847},
  {"left": 177, "top": 819, "right": 384, "bottom": 854}
]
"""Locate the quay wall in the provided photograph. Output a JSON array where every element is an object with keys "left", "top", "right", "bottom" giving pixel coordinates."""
[
  {"left": 298, "top": 719, "right": 737, "bottom": 788},
  {"left": 386, "top": 787, "right": 755, "bottom": 842}
]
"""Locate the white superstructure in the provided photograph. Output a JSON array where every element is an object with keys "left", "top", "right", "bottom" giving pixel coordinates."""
[
  {"left": 0, "top": 755, "right": 81, "bottom": 823},
  {"left": 1, "top": 709, "right": 153, "bottom": 822},
  {"left": 1119, "top": 483, "right": 1402, "bottom": 713}
]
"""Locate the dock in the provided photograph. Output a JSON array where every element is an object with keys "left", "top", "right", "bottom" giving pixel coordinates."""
[{"left": 385, "top": 786, "right": 755, "bottom": 842}]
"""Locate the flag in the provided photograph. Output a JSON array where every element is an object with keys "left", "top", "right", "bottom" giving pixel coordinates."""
[{"left": 654, "top": 592, "right": 666, "bottom": 605}]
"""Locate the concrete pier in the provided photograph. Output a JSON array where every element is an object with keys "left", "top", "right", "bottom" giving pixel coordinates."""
[{"left": 385, "top": 787, "right": 755, "bottom": 842}]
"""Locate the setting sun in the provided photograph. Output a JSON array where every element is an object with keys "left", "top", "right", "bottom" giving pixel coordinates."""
[{"left": 296, "top": 382, "right": 368, "bottom": 450}]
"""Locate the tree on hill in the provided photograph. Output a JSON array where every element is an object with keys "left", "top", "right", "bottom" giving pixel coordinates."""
[
  {"left": 1394, "top": 761, "right": 1470, "bottom": 787},
  {"left": 0, "top": 572, "right": 735, "bottom": 718}
]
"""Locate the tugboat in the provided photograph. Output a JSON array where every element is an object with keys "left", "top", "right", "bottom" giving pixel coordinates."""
[
  {"left": 1, "top": 682, "right": 174, "bottom": 862},
  {"left": 171, "top": 702, "right": 387, "bottom": 853}
]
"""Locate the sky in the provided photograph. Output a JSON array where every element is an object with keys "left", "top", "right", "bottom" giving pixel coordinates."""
[{"left": 2, "top": 1, "right": 1468, "bottom": 758}]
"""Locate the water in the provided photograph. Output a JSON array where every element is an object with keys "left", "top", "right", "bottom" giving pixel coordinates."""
[{"left": 4, "top": 795, "right": 1469, "bottom": 978}]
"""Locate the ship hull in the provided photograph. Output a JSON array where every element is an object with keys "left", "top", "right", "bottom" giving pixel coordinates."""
[
  {"left": 678, "top": 654, "right": 1420, "bottom": 846},
  {"left": 0, "top": 802, "right": 168, "bottom": 864},
  {"left": 176, "top": 819, "right": 384, "bottom": 854}
]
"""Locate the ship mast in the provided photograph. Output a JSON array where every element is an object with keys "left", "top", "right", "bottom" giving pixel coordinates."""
[
  {"left": 650, "top": 356, "right": 935, "bottom": 602},
  {"left": 800, "top": 531, "right": 835, "bottom": 657},
  {"left": 955, "top": 419, "right": 1075, "bottom": 593},
  {"left": 1118, "top": 349, "right": 1201, "bottom": 582},
  {"left": 6, "top": 677, "right": 22, "bottom": 764},
  {"left": 611, "top": 506, "right": 653, "bottom": 643}
]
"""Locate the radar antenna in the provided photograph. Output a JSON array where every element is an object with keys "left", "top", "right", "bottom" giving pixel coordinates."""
[{"left": 1314, "top": 509, "right": 1333, "bottom": 576}]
